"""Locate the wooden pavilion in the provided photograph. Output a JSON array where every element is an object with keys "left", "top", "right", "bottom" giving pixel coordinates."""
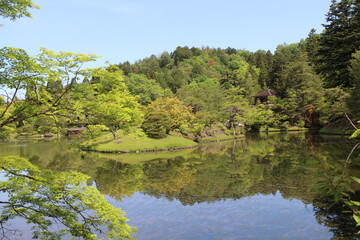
[{"left": 252, "top": 89, "right": 278, "bottom": 104}]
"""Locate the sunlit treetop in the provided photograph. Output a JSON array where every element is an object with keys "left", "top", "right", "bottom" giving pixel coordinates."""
[{"left": 0, "top": 0, "right": 40, "bottom": 22}]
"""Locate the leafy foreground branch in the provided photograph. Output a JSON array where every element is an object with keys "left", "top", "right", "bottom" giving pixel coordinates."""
[
  {"left": 315, "top": 172, "right": 360, "bottom": 234},
  {"left": 0, "top": 156, "right": 136, "bottom": 240}
]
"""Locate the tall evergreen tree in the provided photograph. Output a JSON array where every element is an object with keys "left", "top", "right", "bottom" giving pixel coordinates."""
[
  {"left": 270, "top": 43, "right": 302, "bottom": 96},
  {"left": 313, "top": 0, "right": 360, "bottom": 88},
  {"left": 347, "top": 50, "right": 360, "bottom": 118}
]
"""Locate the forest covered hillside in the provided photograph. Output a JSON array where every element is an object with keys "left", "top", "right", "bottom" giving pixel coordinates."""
[{"left": 1, "top": 0, "right": 360, "bottom": 140}]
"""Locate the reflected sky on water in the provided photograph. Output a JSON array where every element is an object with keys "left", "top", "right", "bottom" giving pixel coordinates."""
[{"left": 0, "top": 132, "right": 360, "bottom": 239}]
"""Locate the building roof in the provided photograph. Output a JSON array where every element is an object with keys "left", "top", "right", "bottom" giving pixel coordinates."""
[{"left": 252, "top": 90, "right": 278, "bottom": 98}]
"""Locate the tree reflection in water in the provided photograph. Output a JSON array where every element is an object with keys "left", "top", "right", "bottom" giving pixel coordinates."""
[{"left": 1, "top": 132, "right": 360, "bottom": 239}]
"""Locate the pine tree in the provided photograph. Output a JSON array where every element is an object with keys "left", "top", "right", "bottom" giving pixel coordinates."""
[
  {"left": 347, "top": 50, "right": 360, "bottom": 118},
  {"left": 313, "top": 0, "right": 360, "bottom": 88}
]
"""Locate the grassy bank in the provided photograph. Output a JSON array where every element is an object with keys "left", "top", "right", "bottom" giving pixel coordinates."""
[
  {"left": 98, "top": 148, "right": 196, "bottom": 164},
  {"left": 81, "top": 131, "right": 198, "bottom": 153}
]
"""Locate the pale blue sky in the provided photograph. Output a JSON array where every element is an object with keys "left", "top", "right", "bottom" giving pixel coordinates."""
[{"left": 2, "top": 0, "right": 331, "bottom": 68}]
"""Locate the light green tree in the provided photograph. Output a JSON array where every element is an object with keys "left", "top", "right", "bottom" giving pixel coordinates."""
[
  {"left": 86, "top": 66, "right": 143, "bottom": 139},
  {"left": 141, "top": 109, "right": 172, "bottom": 138},
  {"left": 177, "top": 78, "right": 224, "bottom": 113},
  {"left": 141, "top": 97, "right": 194, "bottom": 138},
  {"left": 1, "top": 3, "right": 137, "bottom": 239},
  {"left": 224, "top": 53, "right": 262, "bottom": 96},
  {"left": 177, "top": 78, "right": 225, "bottom": 127},
  {"left": 124, "top": 73, "right": 166, "bottom": 105},
  {"left": 0, "top": 0, "right": 39, "bottom": 22},
  {"left": 0, "top": 47, "right": 98, "bottom": 136},
  {"left": 0, "top": 156, "right": 136, "bottom": 239}
]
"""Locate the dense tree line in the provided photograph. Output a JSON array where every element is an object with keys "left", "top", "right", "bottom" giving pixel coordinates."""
[{"left": 1, "top": 0, "right": 360, "bottom": 140}]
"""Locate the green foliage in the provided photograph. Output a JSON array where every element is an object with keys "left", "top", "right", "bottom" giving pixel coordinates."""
[
  {"left": 3, "top": 26, "right": 358, "bottom": 138},
  {"left": 271, "top": 43, "right": 301, "bottom": 88},
  {"left": 0, "top": 126, "right": 15, "bottom": 139},
  {"left": 0, "top": 0, "right": 39, "bottom": 22},
  {"left": 16, "top": 123, "right": 35, "bottom": 136},
  {"left": 85, "top": 132, "right": 324, "bottom": 206},
  {"left": 223, "top": 87, "right": 249, "bottom": 133},
  {"left": 159, "top": 52, "right": 173, "bottom": 68},
  {"left": 124, "top": 73, "right": 166, "bottom": 105},
  {"left": 347, "top": 50, "right": 360, "bottom": 117},
  {"left": 84, "top": 124, "right": 109, "bottom": 139},
  {"left": 312, "top": 0, "right": 360, "bottom": 88},
  {"left": 113, "top": 42, "right": 338, "bottom": 133},
  {"left": 314, "top": 172, "right": 360, "bottom": 234},
  {"left": 85, "top": 66, "right": 143, "bottom": 139},
  {"left": 319, "top": 87, "right": 350, "bottom": 127},
  {"left": 349, "top": 177, "right": 360, "bottom": 232},
  {"left": 168, "top": 68, "right": 190, "bottom": 93},
  {"left": 314, "top": 173, "right": 353, "bottom": 203},
  {"left": 142, "top": 97, "right": 194, "bottom": 136},
  {"left": 270, "top": 43, "right": 319, "bottom": 97},
  {"left": 142, "top": 110, "right": 172, "bottom": 139},
  {"left": 81, "top": 130, "right": 197, "bottom": 152},
  {"left": 221, "top": 53, "right": 262, "bottom": 95},
  {"left": 172, "top": 46, "right": 193, "bottom": 65},
  {"left": 350, "top": 129, "right": 360, "bottom": 139},
  {"left": 177, "top": 78, "right": 216, "bottom": 112},
  {"left": 136, "top": 55, "right": 161, "bottom": 79},
  {"left": 0, "top": 47, "right": 98, "bottom": 129},
  {"left": 177, "top": 78, "right": 224, "bottom": 124},
  {"left": 34, "top": 115, "right": 59, "bottom": 134},
  {"left": 0, "top": 156, "right": 136, "bottom": 239},
  {"left": 114, "top": 43, "right": 339, "bottom": 133},
  {"left": 246, "top": 104, "right": 274, "bottom": 131}
]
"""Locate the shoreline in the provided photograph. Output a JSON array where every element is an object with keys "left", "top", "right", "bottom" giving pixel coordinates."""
[{"left": 82, "top": 135, "right": 245, "bottom": 154}]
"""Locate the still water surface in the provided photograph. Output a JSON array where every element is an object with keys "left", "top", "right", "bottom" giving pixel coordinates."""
[{"left": 1, "top": 132, "right": 360, "bottom": 239}]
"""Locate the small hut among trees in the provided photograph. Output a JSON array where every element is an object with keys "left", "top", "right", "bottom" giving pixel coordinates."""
[{"left": 252, "top": 89, "right": 278, "bottom": 104}]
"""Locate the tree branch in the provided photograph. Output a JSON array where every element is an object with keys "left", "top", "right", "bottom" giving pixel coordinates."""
[
  {"left": 345, "top": 112, "right": 358, "bottom": 130},
  {"left": 346, "top": 142, "right": 360, "bottom": 164},
  {"left": 0, "top": 80, "right": 76, "bottom": 128},
  {"left": 0, "top": 80, "right": 21, "bottom": 120},
  {"left": 0, "top": 167, "right": 38, "bottom": 181},
  {"left": 62, "top": 196, "right": 104, "bottom": 234}
]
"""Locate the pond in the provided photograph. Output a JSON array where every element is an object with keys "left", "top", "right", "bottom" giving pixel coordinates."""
[{"left": 1, "top": 132, "right": 360, "bottom": 239}]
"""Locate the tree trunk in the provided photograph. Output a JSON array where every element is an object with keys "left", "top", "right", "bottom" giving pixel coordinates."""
[{"left": 111, "top": 130, "right": 117, "bottom": 139}]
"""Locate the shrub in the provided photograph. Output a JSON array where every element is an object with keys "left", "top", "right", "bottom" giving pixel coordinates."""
[{"left": 141, "top": 110, "right": 172, "bottom": 139}]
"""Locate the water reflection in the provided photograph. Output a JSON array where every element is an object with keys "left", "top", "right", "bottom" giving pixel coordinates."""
[
  {"left": 0, "top": 132, "right": 360, "bottom": 239},
  {"left": 117, "top": 191, "right": 330, "bottom": 240}
]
